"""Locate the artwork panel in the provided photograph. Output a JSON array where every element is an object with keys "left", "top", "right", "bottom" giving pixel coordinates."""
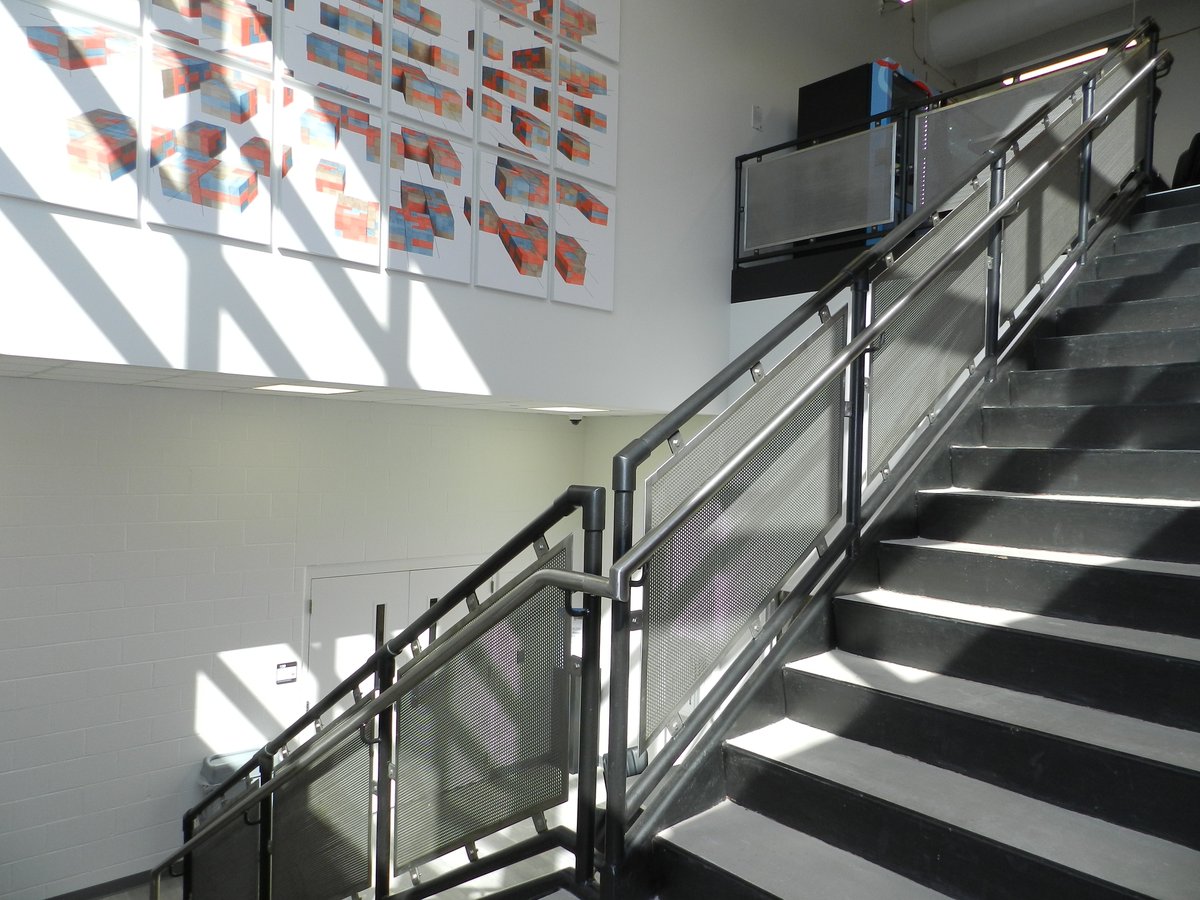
[
  {"left": 474, "top": 151, "right": 549, "bottom": 298},
  {"left": 23, "top": 0, "right": 141, "bottom": 27},
  {"left": 555, "top": 44, "right": 616, "bottom": 185},
  {"left": 282, "top": 0, "right": 384, "bottom": 107},
  {"left": 549, "top": 0, "right": 619, "bottom": 61},
  {"left": 277, "top": 86, "right": 383, "bottom": 265},
  {"left": 386, "top": 121, "right": 472, "bottom": 283},
  {"left": 391, "top": 0, "right": 475, "bottom": 138},
  {"left": 478, "top": 8, "right": 553, "bottom": 165},
  {"left": 0, "top": 0, "right": 140, "bottom": 218},
  {"left": 552, "top": 174, "right": 613, "bottom": 310},
  {"left": 145, "top": 40, "right": 272, "bottom": 242},
  {"left": 150, "top": 0, "right": 274, "bottom": 71}
]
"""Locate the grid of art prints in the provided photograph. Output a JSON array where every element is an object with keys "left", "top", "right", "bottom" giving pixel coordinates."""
[
  {"left": 387, "top": 121, "right": 473, "bottom": 282},
  {"left": 0, "top": 0, "right": 140, "bottom": 218},
  {"left": 552, "top": 0, "right": 618, "bottom": 61},
  {"left": 277, "top": 86, "right": 383, "bottom": 264},
  {"left": 145, "top": 38, "right": 273, "bottom": 242}
]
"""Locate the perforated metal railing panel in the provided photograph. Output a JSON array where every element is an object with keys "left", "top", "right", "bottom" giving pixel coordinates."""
[
  {"left": 913, "top": 71, "right": 1076, "bottom": 210},
  {"left": 868, "top": 189, "right": 990, "bottom": 477},
  {"left": 393, "top": 541, "right": 571, "bottom": 873},
  {"left": 640, "top": 312, "right": 846, "bottom": 749},
  {"left": 999, "top": 92, "right": 1084, "bottom": 317},
  {"left": 191, "top": 814, "right": 258, "bottom": 900},
  {"left": 271, "top": 731, "right": 373, "bottom": 900},
  {"left": 1090, "top": 45, "right": 1149, "bottom": 211},
  {"left": 742, "top": 125, "right": 896, "bottom": 254}
]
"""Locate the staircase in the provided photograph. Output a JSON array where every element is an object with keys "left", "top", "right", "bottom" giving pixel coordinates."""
[{"left": 651, "top": 186, "right": 1200, "bottom": 898}]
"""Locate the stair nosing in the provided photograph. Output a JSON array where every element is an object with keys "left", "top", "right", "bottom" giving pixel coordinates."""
[
  {"left": 786, "top": 650, "right": 1200, "bottom": 773},
  {"left": 728, "top": 720, "right": 1200, "bottom": 899},
  {"left": 839, "top": 588, "right": 1200, "bottom": 663},
  {"left": 919, "top": 485, "right": 1200, "bottom": 508}
]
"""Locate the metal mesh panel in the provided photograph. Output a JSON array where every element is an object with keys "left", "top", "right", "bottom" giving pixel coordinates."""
[
  {"left": 640, "top": 313, "right": 846, "bottom": 748},
  {"left": 742, "top": 125, "right": 896, "bottom": 253},
  {"left": 913, "top": 71, "right": 1076, "bottom": 210},
  {"left": 868, "top": 190, "right": 990, "bottom": 476},
  {"left": 393, "top": 541, "right": 571, "bottom": 873},
  {"left": 272, "top": 732, "right": 373, "bottom": 900},
  {"left": 191, "top": 815, "right": 258, "bottom": 900},
  {"left": 999, "top": 93, "right": 1085, "bottom": 317},
  {"left": 1090, "top": 47, "right": 1148, "bottom": 210}
]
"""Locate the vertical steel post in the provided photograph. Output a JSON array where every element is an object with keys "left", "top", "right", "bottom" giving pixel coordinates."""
[
  {"left": 257, "top": 752, "right": 273, "bottom": 900},
  {"left": 574, "top": 490, "right": 605, "bottom": 884},
  {"left": 1078, "top": 77, "right": 1096, "bottom": 258},
  {"left": 601, "top": 487, "right": 635, "bottom": 900},
  {"left": 181, "top": 814, "right": 194, "bottom": 900},
  {"left": 374, "top": 654, "right": 396, "bottom": 900},
  {"left": 984, "top": 155, "right": 1006, "bottom": 361},
  {"left": 1143, "top": 25, "right": 1160, "bottom": 177},
  {"left": 846, "top": 274, "right": 869, "bottom": 557}
]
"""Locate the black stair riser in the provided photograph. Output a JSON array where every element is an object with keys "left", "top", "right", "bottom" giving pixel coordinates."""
[
  {"left": 981, "top": 404, "right": 1200, "bottom": 450},
  {"left": 1128, "top": 205, "right": 1200, "bottom": 232},
  {"left": 1069, "top": 267, "right": 1200, "bottom": 305},
  {"left": 949, "top": 447, "right": 1200, "bottom": 499},
  {"left": 1093, "top": 244, "right": 1200, "bottom": 280},
  {"left": 723, "top": 747, "right": 1136, "bottom": 900},
  {"left": 878, "top": 542, "right": 1200, "bottom": 638},
  {"left": 652, "top": 840, "right": 777, "bottom": 900},
  {"left": 1036, "top": 326, "right": 1200, "bottom": 369},
  {"left": 783, "top": 669, "right": 1200, "bottom": 850},
  {"left": 1056, "top": 296, "right": 1200, "bottom": 336},
  {"left": 1008, "top": 363, "right": 1200, "bottom": 406},
  {"left": 1140, "top": 187, "right": 1200, "bottom": 213},
  {"left": 833, "top": 598, "right": 1200, "bottom": 731},
  {"left": 1113, "top": 221, "right": 1200, "bottom": 254},
  {"left": 918, "top": 491, "right": 1200, "bottom": 564}
]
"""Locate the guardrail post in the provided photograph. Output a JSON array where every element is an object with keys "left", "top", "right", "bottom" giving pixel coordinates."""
[
  {"left": 1144, "top": 23, "right": 1160, "bottom": 177},
  {"left": 846, "top": 273, "right": 869, "bottom": 556},
  {"left": 375, "top": 654, "right": 396, "bottom": 900},
  {"left": 985, "top": 154, "right": 1006, "bottom": 361},
  {"left": 1078, "top": 76, "right": 1096, "bottom": 260},
  {"left": 257, "top": 752, "right": 273, "bottom": 900},
  {"left": 575, "top": 488, "right": 605, "bottom": 884},
  {"left": 181, "top": 813, "right": 194, "bottom": 900}
]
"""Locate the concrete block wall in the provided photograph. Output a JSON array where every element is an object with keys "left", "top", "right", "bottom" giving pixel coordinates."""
[{"left": 0, "top": 376, "right": 586, "bottom": 899}]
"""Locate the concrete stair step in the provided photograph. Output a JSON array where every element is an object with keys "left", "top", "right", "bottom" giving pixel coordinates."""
[{"left": 981, "top": 402, "right": 1200, "bottom": 449}]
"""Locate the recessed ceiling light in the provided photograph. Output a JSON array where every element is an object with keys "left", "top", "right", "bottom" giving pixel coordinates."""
[
  {"left": 531, "top": 406, "right": 607, "bottom": 413},
  {"left": 254, "top": 384, "right": 359, "bottom": 395}
]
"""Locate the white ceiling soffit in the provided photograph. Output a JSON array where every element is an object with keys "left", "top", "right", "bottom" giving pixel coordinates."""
[{"left": 929, "top": 0, "right": 1132, "bottom": 68}]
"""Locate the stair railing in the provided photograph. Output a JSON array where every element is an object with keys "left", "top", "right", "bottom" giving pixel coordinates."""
[
  {"left": 600, "top": 27, "right": 1169, "bottom": 897},
  {"left": 149, "top": 486, "right": 611, "bottom": 900}
]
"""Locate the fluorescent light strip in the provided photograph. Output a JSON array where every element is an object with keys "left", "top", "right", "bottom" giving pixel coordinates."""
[
  {"left": 531, "top": 406, "right": 607, "bottom": 413},
  {"left": 1015, "top": 47, "right": 1108, "bottom": 83},
  {"left": 255, "top": 384, "right": 359, "bottom": 395}
]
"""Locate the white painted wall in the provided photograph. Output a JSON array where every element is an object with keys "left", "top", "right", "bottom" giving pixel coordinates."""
[{"left": 0, "top": 377, "right": 587, "bottom": 899}]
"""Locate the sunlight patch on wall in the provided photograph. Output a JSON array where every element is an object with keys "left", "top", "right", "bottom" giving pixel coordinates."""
[
  {"left": 195, "top": 670, "right": 270, "bottom": 754},
  {"left": 407, "top": 281, "right": 490, "bottom": 396}
]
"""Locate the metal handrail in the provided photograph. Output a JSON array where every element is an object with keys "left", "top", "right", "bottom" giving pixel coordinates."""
[
  {"left": 150, "top": 566, "right": 612, "bottom": 895},
  {"left": 623, "top": 28, "right": 1158, "bottom": 495},
  {"left": 601, "top": 42, "right": 1166, "bottom": 898},
  {"left": 618, "top": 49, "right": 1165, "bottom": 592}
]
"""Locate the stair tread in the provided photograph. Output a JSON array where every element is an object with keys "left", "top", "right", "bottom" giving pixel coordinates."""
[
  {"left": 787, "top": 650, "right": 1200, "bottom": 772},
  {"left": 658, "top": 800, "right": 952, "bottom": 900},
  {"left": 840, "top": 589, "right": 1200, "bottom": 663},
  {"left": 882, "top": 535, "right": 1200, "bottom": 580},
  {"left": 920, "top": 485, "right": 1200, "bottom": 509},
  {"left": 728, "top": 720, "right": 1200, "bottom": 899}
]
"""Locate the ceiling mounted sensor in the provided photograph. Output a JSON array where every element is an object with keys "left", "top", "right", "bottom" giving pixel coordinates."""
[{"left": 929, "top": 0, "right": 1131, "bottom": 68}]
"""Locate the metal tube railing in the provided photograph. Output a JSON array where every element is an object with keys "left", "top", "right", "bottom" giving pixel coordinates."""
[{"left": 601, "top": 42, "right": 1166, "bottom": 897}]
